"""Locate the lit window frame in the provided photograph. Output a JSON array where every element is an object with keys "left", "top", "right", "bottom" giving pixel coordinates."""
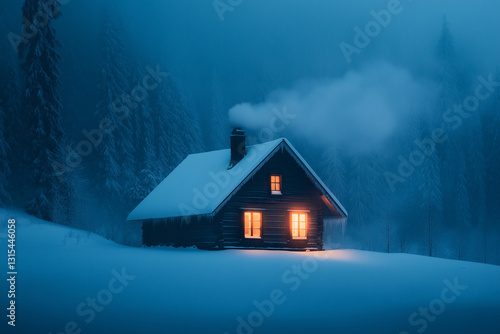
[
  {"left": 244, "top": 211, "right": 262, "bottom": 239},
  {"left": 290, "top": 212, "right": 307, "bottom": 240},
  {"left": 270, "top": 174, "right": 282, "bottom": 195}
]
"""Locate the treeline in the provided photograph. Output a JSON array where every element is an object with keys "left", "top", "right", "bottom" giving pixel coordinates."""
[
  {"left": 318, "top": 20, "right": 500, "bottom": 264},
  {"left": 0, "top": 3, "right": 498, "bottom": 264},
  {"left": 0, "top": 1, "right": 213, "bottom": 243}
]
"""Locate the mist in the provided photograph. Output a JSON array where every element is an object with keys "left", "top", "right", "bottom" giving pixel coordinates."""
[{"left": 1, "top": 0, "right": 500, "bottom": 264}]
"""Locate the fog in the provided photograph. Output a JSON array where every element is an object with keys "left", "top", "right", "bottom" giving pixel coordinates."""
[
  {"left": 3, "top": 0, "right": 500, "bottom": 131},
  {"left": 229, "top": 61, "right": 437, "bottom": 151},
  {"left": 1, "top": 0, "right": 499, "bottom": 261}
]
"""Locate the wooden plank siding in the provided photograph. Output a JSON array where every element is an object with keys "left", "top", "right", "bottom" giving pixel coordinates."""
[
  {"left": 219, "top": 149, "right": 325, "bottom": 250},
  {"left": 142, "top": 216, "right": 221, "bottom": 249}
]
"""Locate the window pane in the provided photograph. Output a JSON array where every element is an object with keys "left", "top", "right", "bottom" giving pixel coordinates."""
[
  {"left": 271, "top": 175, "right": 282, "bottom": 192},
  {"left": 244, "top": 212, "right": 251, "bottom": 237},
  {"left": 253, "top": 218, "right": 261, "bottom": 229},
  {"left": 245, "top": 211, "right": 262, "bottom": 238},
  {"left": 299, "top": 228, "right": 305, "bottom": 237},
  {"left": 291, "top": 212, "right": 307, "bottom": 239},
  {"left": 245, "top": 212, "right": 251, "bottom": 229}
]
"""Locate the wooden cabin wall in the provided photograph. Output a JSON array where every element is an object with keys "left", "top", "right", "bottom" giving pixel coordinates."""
[
  {"left": 142, "top": 216, "right": 220, "bottom": 249},
  {"left": 219, "top": 150, "right": 325, "bottom": 250}
]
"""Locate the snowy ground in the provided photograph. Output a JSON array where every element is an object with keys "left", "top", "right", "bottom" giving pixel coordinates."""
[{"left": 1, "top": 209, "right": 499, "bottom": 334}]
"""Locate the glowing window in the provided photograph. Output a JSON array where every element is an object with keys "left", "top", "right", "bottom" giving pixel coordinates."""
[
  {"left": 244, "top": 212, "right": 262, "bottom": 239},
  {"left": 271, "top": 175, "right": 282, "bottom": 194},
  {"left": 291, "top": 212, "right": 307, "bottom": 239}
]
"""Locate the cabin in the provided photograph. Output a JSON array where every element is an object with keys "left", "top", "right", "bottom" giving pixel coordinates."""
[{"left": 127, "top": 129, "right": 348, "bottom": 250}]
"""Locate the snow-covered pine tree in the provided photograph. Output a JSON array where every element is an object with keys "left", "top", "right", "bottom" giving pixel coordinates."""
[
  {"left": 94, "top": 7, "right": 134, "bottom": 214},
  {"left": 155, "top": 73, "right": 186, "bottom": 178},
  {"left": 320, "top": 143, "right": 347, "bottom": 248},
  {"left": 397, "top": 115, "right": 424, "bottom": 253},
  {"left": 346, "top": 153, "right": 370, "bottom": 232},
  {"left": 128, "top": 68, "right": 159, "bottom": 205},
  {"left": 482, "top": 69, "right": 500, "bottom": 260},
  {"left": 0, "top": 59, "right": 23, "bottom": 207},
  {"left": 464, "top": 115, "right": 486, "bottom": 222},
  {"left": 322, "top": 143, "right": 346, "bottom": 203},
  {"left": 454, "top": 151, "right": 470, "bottom": 260},
  {"left": 434, "top": 16, "right": 466, "bottom": 228},
  {"left": 346, "top": 152, "right": 385, "bottom": 250},
  {"left": 210, "top": 68, "right": 229, "bottom": 150},
  {"left": 155, "top": 71, "right": 204, "bottom": 177},
  {"left": 19, "top": 0, "right": 66, "bottom": 221},
  {"left": 418, "top": 130, "right": 443, "bottom": 257},
  {"left": 171, "top": 76, "right": 204, "bottom": 156},
  {"left": 462, "top": 95, "right": 486, "bottom": 261},
  {"left": 1, "top": 60, "right": 23, "bottom": 204}
]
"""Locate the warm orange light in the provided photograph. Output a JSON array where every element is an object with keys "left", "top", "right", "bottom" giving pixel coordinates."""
[
  {"left": 244, "top": 211, "right": 262, "bottom": 238},
  {"left": 271, "top": 175, "right": 281, "bottom": 192},
  {"left": 291, "top": 212, "right": 307, "bottom": 239}
]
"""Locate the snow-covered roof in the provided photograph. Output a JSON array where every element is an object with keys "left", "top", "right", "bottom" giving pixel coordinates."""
[{"left": 127, "top": 138, "right": 347, "bottom": 221}]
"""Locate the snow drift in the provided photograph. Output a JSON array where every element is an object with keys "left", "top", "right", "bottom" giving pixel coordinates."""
[{"left": 0, "top": 209, "right": 499, "bottom": 334}]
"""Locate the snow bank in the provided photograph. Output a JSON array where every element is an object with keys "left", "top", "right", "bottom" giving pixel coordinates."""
[{"left": 1, "top": 209, "right": 499, "bottom": 334}]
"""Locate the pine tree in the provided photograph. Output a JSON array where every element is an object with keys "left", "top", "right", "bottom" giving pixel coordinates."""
[
  {"left": 1, "top": 61, "right": 23, "bottom": 195},
  {"left": 129, "top": 68, "right": 159, "bottom": 204},
  {"left": 171, "top": 76, "right": 204, "bottom": 155},
  {"left": 453, "top": 151, "right": 470, "bottom": 260},
  {"left": 463, "top": 98, "right": 486, "bottom": 260},
  {"left": 419, "top": 135, "right": 443, "bottom": 257},
  {"left": 398, "top": 116, "right": 424, "bottom": 253},
  {"left": 19, "top": 0, "right": 66, "bottom": 221},
  {"left": 94, "top": 7, "right": 133, "bottom": 213},
  {"left": 435, "top": 17, "right": 462, "bottom": 118},
  {"left": 434, "top": 16, "right": 466, "bottom": 229},
  {"left": 482, "top": 70, "right": 500, "bottom": 261},
  {"left": 155, "top": 74, "right": 186, "bottom": 177},
  {"left": 464, "top": 110, "right": 486, "bottom": 225},
  {"left": 155, "top": 72, "right": 204, "bottom": 177},
  {"left": 0, "top": 59, "right": 22, "bottom": 207},
  {"left": 346, "top": 152, "right": 385, "bottom": 250},
  {"left": 322, "top": 143, "right": 346, "bottom": 202}
]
